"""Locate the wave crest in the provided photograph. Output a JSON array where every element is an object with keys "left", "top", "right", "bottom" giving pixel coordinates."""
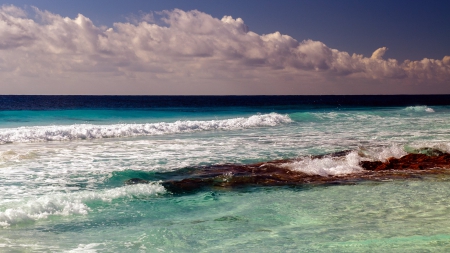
[
  {"left": 282, "top": 145, "right": 409, "bottom": 176},
  {"left": 282, "top": 151, "right": 363, "bottom": 176},
  {"left": 404, "top": 106, "right": 435, "bottom": 113},
  {"left": 0, "top": 183, "right": 165, "bottom": 227},
  {"left": 0, "top": 113, "right": 291, "bottom": 144}
]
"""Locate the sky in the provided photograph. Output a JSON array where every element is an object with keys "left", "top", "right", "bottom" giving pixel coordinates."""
[{"left": 0, "top": 0, "right": 449, "bottom": 95}]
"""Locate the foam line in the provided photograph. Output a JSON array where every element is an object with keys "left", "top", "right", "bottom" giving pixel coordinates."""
[
  {"left": 0, "top": 113, "right": 292, "bottom": 144},
  {"left": 0, "top": 183, "right": 165, "bottom": 227}
]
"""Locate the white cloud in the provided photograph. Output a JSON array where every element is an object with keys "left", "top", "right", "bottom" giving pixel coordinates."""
[
  {"left": 0, "top": 5, "right": 449, "bottom": 94},
  {"left": 370, "top": 47, "right": 388, "bottom": 60}
]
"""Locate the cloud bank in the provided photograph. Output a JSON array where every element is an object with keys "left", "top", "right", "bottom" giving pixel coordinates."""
[{"left": 0, "top": 5, "right": 449, "bottom": 94}]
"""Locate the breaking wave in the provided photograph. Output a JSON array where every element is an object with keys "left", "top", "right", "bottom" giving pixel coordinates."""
[
  {"left": 282, "top": 151, "right": 363, "bottom": 176},
  {"left": 404, "top": 106, "right": 435, "bottom": 113},
  {"left": 0, "top": 183, "right": 165, "bottom": 227},
  {"left": 0, "top": 113, "right": 291, "bottom": 144},
  {"left": 282, "top": 145, "right": 410, "bottom": 176}
]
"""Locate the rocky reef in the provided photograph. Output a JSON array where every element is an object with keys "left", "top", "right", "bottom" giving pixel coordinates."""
[{"left": 125, "top": 148, "right": 450, "bottom": 194}]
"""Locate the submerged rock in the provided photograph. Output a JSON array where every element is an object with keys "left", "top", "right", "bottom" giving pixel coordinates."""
[
  {"left": 360, "top": 153, "right": 450, "bottom": 171},
  {"left": 125, "top": 149, "right": 450, "bottom": 194}
]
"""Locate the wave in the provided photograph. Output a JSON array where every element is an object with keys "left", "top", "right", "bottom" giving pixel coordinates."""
[
  {"left": 281, "top": 151, "right": 363, "bottom": 176},
  {"left": 282, "top": 145, "right": 411, "bottom": 176},
  {"left": 404, "top": 106, "right": 435, "bottom": 113},
  {"left": 0, "top": 113, "right": 291, "bottom": 144},
  {"left": 289, "top": 105, "right": 436, "bottom": 123},
  {"left": 0, "top": 183, "right": 165, "bottom": 227}
]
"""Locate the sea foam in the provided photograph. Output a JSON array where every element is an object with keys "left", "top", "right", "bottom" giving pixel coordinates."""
[
  {"left": 0, "top": 113, "right": 291, "bottom": 144},
  {"left": 404, "top": 106, "right": 435, "bottom": 113},
  {"left": 282, "top": 145, "right": 409, "bottom": 176},
  {"left": 282, "top": 151, "right": 363, "bottom": 176},
  {"left": 0, "top": 183, "right": 165, "bottom": 227}
]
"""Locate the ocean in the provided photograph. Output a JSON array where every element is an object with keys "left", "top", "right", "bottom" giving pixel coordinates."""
[{"left": 1, "top": 95, "right": 450, "bottom": 252}]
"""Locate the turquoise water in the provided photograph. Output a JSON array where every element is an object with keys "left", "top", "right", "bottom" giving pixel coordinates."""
[{"left": 1, "top": 103, "right": 450, "bottom": 252}]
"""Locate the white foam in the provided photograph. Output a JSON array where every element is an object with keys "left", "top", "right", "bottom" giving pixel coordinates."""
[
  {"left": 282, "top": 145, "right": 412, "bottom": 176},
  {"left": 65, "top": 243, "right": 104, "bottom": 253},
  {"left": 0, "top": 150, "right": 37, "bottom": 162},
  {"left": 404, "top": 106, "right": 435, "bottom": 113},
  {"left": 0, "top": 113, "right": 292, "bottom": 144},
  {"left": 359, "top": 144, "right": 408, "bottom": 162},
  {"left": 0, "top": 183, "right": 165, "bottom": 227},
  {"left": 282, "top": 151, "right": 363, "bottom": 176}
]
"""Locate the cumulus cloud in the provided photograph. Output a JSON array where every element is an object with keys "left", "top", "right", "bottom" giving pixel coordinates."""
[
  {"left": 0, "top": 5, "right": 449, "bottom": 94},
  {"left": 370, "top": 47, "right": 388, "bottom": 60}
]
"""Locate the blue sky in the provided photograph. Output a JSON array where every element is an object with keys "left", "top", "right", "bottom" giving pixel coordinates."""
[{"left": 0, "top": 1, "right": 449, "bottom": 94}]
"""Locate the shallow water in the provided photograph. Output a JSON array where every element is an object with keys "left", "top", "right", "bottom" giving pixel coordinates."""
[
  {"left": 4, "top": 180, "right": 450, "bottom": 252},
  {"left": 1, "top": 96, "right": 450, "bottom": 252}
]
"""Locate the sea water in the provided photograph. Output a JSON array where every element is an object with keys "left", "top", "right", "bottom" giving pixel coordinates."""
[{"left": 1, "top": 96, "right": 450, "bottom": 252}]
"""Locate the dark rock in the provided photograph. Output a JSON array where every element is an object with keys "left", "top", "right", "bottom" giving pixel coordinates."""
[
  {"left": 360, "top": 161, "right": 383, "bottom": 171},
  {"left": 360, "top": 153, "right": 450, "bottom": 171},
  {"left": 132, "top": 149, "right": 450, "bottom": 194}
]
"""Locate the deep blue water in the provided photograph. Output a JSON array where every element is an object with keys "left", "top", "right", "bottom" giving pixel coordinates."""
[{"left": 2, "top": 95, "right": 450, "bottom": 110}]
